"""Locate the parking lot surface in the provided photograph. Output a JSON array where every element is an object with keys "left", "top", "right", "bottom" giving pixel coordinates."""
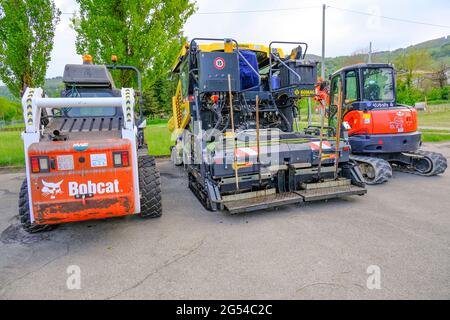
[{"left": 0, "top": 142, "right": 449, "bottom": 299}]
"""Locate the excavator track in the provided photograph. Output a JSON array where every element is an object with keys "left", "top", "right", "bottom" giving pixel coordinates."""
[
  {"left": 350, "top": 155, "right": 392, "bottom": 185},
  {"left": 392, "top": 150, "right": 448, "bottom": 176}
]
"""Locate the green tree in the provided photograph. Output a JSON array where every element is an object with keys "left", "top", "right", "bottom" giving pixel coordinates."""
[
  {"left": 0, "top": 96, "right": 21, "bottom": 120},
  {"left": 0, "top": 0, "right": 60, "bottom": 98},
  {"left": 431, "top": 61, "right": 449, "bottom": 89},
  {"left": 394, "top": 49, "right": 432, "bottom": 88},
  {"left": 73, "top": 0, "right": 196, "bottom": 114}
]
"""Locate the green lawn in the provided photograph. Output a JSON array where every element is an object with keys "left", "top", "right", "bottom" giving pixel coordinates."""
[
  {"left": 145, "top": 124, "right": 173, "bottom": 156},
  {"left": 417, "top": 103, "right": 450, "bottom": 128},
  {"left": 421, "top": 133, "right": 450, "bottom": 142},
  {"left": 420, "top": 128, "right": 450, "bottom": 142},
  {"left": 0, "top": 131, "right": 24, "bottom": 166},
  {"left": 0, "top": 124, "right": 174, "bottom": 167}
]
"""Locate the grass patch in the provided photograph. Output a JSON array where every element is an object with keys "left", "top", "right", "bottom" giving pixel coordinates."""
[
  {"left": 420, "top": 128, "right": 450, "bottom": 133},
  {"left": 146, "top": 118, "right": 169, "bottom": 125},
  {"left": 0, "top": 131, "right": 24, "bottom": 166},
  {"left": 422, "top": 133, "right": 450, "bottom": 142},
  {"left": 145, "top": 124, "right": 172, "bottom": 156},
  {"left": 417, "top": 103, "right": 450, "bottom": 128},
  {"left": 0, "top": 124, "right": 174, "bottom": 167}
]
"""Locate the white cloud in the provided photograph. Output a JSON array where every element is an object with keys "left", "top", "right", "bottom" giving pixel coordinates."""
[{"left": 45, "top": 0, "right": 450, "bottom": 77}]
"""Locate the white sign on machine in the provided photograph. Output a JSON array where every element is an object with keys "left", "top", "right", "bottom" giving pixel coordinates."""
[
  {"left": 90, "top": 153, "right": 107, "bottom": 167},
  {"left": 57, "top": 155, "right": 74, "bottom": 171}
]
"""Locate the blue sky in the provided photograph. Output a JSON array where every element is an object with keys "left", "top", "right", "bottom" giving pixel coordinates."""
[{"left": 48, "top": 0, "right": 450, "bottom": 77}]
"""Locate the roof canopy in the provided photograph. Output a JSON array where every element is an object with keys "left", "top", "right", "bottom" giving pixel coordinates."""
[{"left": 63, "top": 64, "right": 115, "bottom": 88}]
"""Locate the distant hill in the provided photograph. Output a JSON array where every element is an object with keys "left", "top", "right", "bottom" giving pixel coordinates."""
[
  {"left": 318, "top": 35, "right": 450, "bottom": 76},
  {"left": 0, "top": 77, "right": 63, "bottom": 102}
]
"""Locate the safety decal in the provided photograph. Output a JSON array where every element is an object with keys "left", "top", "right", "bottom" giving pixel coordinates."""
[
  {"left": 214, "top": 57, "right": 225, "bottom": 70},
  {"left": 26, "top": 89, "right": 34, "bottom": 126},
  {"left": 232, "top": 162, "right": 253, "bottom": 170},
  {"left": 125, "top": 89, "right": 132, "bottom": 122},
  {"left": 309, "top": 141, "right": 332, "bottom": 151},
  {"left": 236, "top": 147, "right": 258, "bottom": 157}
]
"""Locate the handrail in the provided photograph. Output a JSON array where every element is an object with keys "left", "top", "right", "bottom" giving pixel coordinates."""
[
  {"left": 34, "top": 97, "right": 123, "bottom": 108},
  {"left": 106, "top": 64, "right": 143, "bottom": 119},
  {"left": 268, "top": 41, "right": 309, "bottom": 93}
]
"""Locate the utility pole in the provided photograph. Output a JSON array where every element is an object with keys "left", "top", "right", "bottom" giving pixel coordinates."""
[
  {"left": 321, "top": 4, "right": 326, "bottom": 80},
  {"left": 368, "top": 41, "right": 372, "bottom": 63}
]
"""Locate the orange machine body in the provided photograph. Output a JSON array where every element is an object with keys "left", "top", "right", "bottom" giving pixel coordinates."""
[
  {"left": 344, "top": 107, "right": 418, "bottom": 136},
  {"left": 27, "top": 139, "right": 136, "bottom": 225}
]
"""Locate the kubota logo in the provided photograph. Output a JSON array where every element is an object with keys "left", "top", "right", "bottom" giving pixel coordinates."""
[{"left": 68, "top": 180, "right": 120, "bottom": 196}]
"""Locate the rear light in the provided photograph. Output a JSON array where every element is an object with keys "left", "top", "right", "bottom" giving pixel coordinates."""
[
  {"left": 30, "top": 156, "right": 50, "bottom": 173},
  {"left": 31, "top": 157, "right": 40, "bottom": 173},
  {"left": 121, "top": 151, "right": 129, "bottom": 167},
  {"left": 113, "top": 151, "right": 129, "bottom": 167}
]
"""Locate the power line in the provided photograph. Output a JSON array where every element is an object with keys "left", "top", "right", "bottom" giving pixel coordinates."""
[
  {"left": 61, "top": 5, "right": 321, "bottom": 16},
  {"left": 328, "top": 5, "right": 450, "bottom": 29},
  {"left": 61, "top": 4, "right": 450, "bottom": 29},
  {"left": 194, "top": 5, "right": 321, "bottom": 15}
]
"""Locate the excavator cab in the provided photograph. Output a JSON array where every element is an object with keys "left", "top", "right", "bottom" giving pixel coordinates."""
[{"left": 326, "top": 63, "right": 447, "bottom": 184}]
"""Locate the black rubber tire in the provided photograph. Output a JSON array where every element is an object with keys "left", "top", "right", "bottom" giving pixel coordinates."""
[
  {"left": 415, "top": 150, "right": 447, "bottom": 176},
  {"left": 138, "top": 156, "right": 162, "bottom": 218},
  {"left": 351, "top": 155, "right": 392, "bottom": 185},
  {"left": 138, "top": 153, "right": 155, "bottom": 167},
  {"left": 18, "top": 179, "right": 56, "bottom": 233}
]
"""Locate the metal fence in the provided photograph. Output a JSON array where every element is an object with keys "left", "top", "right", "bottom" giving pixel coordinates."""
[{"left": 0, "top": 120, "right": 25, "bottom": 131}]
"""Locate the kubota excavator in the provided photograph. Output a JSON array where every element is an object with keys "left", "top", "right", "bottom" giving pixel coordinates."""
[{"left": 315, "top": 63, "right": 447, "bottom": 184}]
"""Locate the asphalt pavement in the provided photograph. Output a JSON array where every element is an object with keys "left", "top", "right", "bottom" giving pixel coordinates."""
[{"left": 0, "top": 142, "right": 449, "bottom": 299}]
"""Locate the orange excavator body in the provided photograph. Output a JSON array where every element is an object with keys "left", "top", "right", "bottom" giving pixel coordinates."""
[{"left": 344, "top": 108, "right": 418, "bottom": 136}]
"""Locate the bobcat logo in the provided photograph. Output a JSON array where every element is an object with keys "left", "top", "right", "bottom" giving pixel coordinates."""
[{"left": 41, "top": 180, "right": 64, "bottom": 199}]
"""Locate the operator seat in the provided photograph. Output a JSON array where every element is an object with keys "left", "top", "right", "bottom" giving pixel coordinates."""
[
  {"left": 364, "top": 80, "right": 381, "bottom": 101},
  {"left": 239, "top": 50, "right": 259, "bottom": 90}
]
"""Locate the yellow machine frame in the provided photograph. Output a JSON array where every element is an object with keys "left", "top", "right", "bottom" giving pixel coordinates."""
[{"left": 168, "top": 41, "right": 285, "bottom": 133}]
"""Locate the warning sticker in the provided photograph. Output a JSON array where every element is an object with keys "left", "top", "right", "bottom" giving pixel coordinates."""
[
  {"left": 90, "top": 153, "right": 107, "bottom": 167},
  {"left": 309, "top": 141, "right": 332, "bottom": 151},
  {"left": 214, "top": 57, "right": 225, "bottom": 70},
  {"left": 57, "top": 155, "right": 74, "bottom": 171}
]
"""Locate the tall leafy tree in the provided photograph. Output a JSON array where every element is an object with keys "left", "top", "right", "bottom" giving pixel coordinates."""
[
  {"left": 73, "top": 0, "right": 196, "bottom": 114},
  {"left": 0, "top": 0, "right": 61, "bottom": 98},
  {"left": 395, "top": 49, "right": 432, "bottom": 88}
]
